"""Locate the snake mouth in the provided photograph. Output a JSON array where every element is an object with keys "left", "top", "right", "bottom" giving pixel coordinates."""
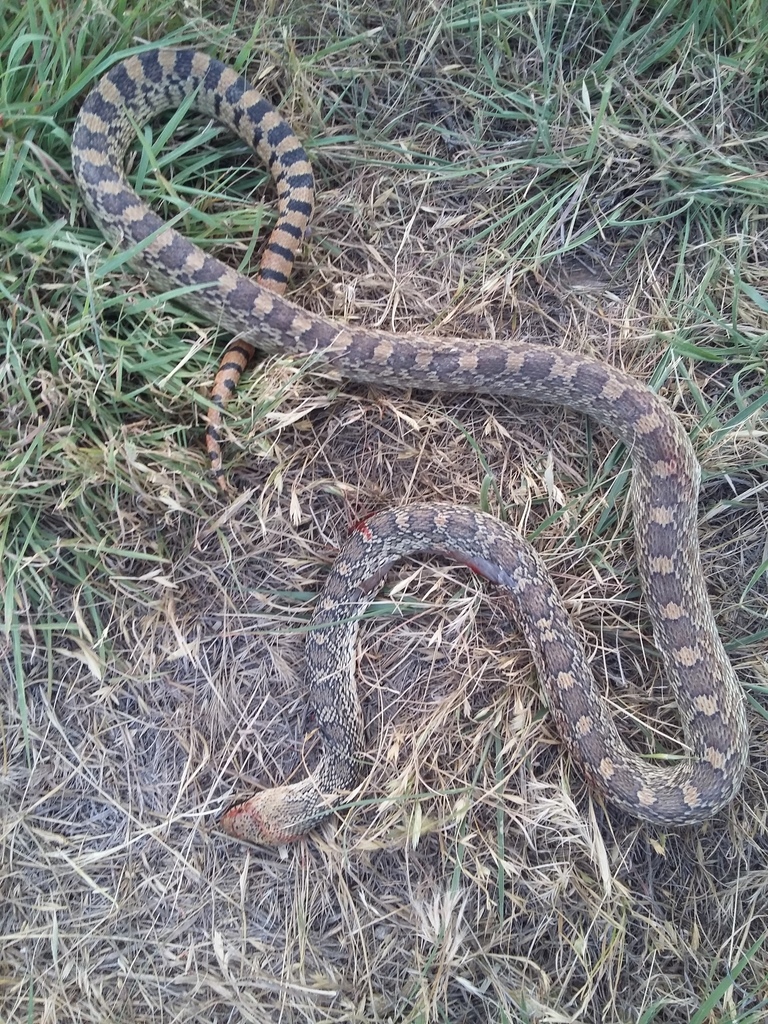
[{"left": 219, "top": 799, "right": 270, "bottom": 846}]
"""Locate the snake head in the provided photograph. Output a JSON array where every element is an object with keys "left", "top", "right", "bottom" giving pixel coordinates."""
[{"left": 219, "top": 780, "right": 341, "bottom": 846}]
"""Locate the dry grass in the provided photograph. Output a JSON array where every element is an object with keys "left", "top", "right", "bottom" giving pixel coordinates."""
[{"left": 2, "top": 0, "right": 768, "bottom": 1020}]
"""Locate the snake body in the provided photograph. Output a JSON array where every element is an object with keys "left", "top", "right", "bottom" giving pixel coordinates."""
[{"left": 73, "top": 48, "right": 749, "bottom": 837}]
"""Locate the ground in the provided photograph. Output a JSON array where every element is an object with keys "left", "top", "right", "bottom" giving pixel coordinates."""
[{"left": 1, "top": 1, "right": 768, "bottom": 1021}]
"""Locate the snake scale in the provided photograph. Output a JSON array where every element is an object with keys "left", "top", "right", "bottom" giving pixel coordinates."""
[{"left": 73, "top": 48, "right": 749, "bottom": 840}]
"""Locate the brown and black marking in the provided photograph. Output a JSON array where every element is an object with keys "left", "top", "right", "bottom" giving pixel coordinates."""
[{"left": 73, "top": 47, "right": 314, "bottom": 485}]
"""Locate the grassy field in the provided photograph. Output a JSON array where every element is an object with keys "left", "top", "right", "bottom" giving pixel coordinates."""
[{"left": 2, "top": 0, "right": 768, "bottom": 1020}]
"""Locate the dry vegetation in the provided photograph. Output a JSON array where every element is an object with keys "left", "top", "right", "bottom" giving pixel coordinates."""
[{"left": 2, "top": 0, "right": 768, "bottom": 1021}]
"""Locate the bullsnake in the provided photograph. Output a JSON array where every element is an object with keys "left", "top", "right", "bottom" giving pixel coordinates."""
[{"left": 72, "top": 48, "right": 749, "bottom": 839}]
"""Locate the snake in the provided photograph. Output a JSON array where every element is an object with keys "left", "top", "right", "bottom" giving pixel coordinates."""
[{"left": 72, "top": 47, "right": 749, "bottom": 840}]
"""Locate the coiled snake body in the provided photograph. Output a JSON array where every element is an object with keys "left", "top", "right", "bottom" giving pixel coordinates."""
[{"left": 73, "top": 48, "right": 749, "bottom": 840}]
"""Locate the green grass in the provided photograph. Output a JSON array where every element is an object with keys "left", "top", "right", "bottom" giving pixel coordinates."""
[{"left": 1, "top": 0, "right": 767, "bottom": 1021}]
